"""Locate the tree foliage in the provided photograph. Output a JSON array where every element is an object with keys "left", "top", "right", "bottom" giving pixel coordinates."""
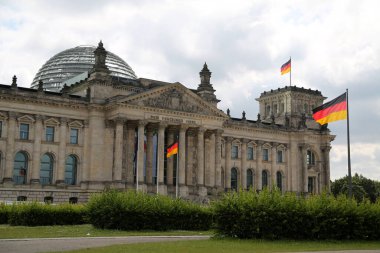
[{"left": 331, "top": 173, "right": 380, "bottom": 203}]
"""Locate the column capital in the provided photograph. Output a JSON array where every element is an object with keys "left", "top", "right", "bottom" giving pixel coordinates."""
[
  {"left": 83, "top": 120, "right": 89, "bottom": 128},
  {"left": 60, "top": 117, "right": 68, "bottom": 124},
  {"left": 114, "top": 117, "right": 125, "bottom": 125},
  {"left": 241, "top": 138, "right": 250, "bottom": 144},
  {"left": 8, "top": 111, "right": 17, "bottom": 119},
  {"left": 138, "top": 120, "right": 147, "bottom": 127},
  {"left": 179, "top": 124, "right": 189, "bottom": 131},
  {"left": 35, "top": 114, "right": 45, "bottom": 121},
  {"left": 226, "top": 136, "right": 234, "bottom": 143},
  {"left": 197, "top": 127, "right": 206, "bottom": 134},
  {"left": 158, "top": 122, "right": 168, "bottom": 130},
  {"left": 214, "top": 129, "right": 224, "bottom": 136}
]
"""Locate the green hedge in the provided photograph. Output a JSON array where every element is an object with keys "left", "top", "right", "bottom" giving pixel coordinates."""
[
  {"left": 86, "top": 190, "right": 212, "bottom": 231},
  {"left": 7, "top": 203, "right": 87, "bottom": 226},
  {"left": 0, "top": 203, "right": 11, "bottom": 224},
  {"left": 213, "top": 189, "right": 380, "bottom": 240}
]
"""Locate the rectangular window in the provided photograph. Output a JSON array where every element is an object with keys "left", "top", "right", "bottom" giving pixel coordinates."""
[
  {"left": 70, "top": 128, "right": 78, "bottom": 144},
  {"left": 247, "top": 147, "right": 254, "bottom": 160},
  {"left": 308, "top": 177, "right": 314, "bottom": 193},
  {"left": 46, "top": 126, "right": 55, "bottom": 142},
  {"left": 0, "top": 121, "right": 2, "bottom": 137},
  {"left": 262, "top": 148, "right": 269, "bottom": 161},
  {"left": 20, "top": 123, "right": 29, "bottom": 140},
  {"left": 231, "top": 145, "right": 238, "bottom": 159},
  {"left": 277, "top": 150, "right": 283, "bottom": 163}
]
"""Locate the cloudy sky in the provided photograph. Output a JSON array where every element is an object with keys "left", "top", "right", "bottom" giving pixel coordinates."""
[{"left": 1, "top": 0, "right": 380, "bottom": 180}]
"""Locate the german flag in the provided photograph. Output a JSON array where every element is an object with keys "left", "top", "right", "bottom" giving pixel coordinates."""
[
  {"left": 312, "top": 92, "right": 347, "bottom": 125},
  {"left": 281, "top": 59, "right": 291, "bottom": 75},
  {"left": 166, "top": 142, "right": 178, "bottom": 158}
]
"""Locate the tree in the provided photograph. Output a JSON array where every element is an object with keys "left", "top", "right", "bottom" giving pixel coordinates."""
[{"left": 331, "top": 173, "right": 380, "bottom": 203}]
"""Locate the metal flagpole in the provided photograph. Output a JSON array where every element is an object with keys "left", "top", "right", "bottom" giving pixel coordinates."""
[
  {"left": 136, "top": 141, "right": 139, "bottom": 191},
  {"left": 346, "top": 89, "right": 353, "bottom": 198},
  {"left": 176, "top": 152, "right": 179, "bottom": 198},
  {"left": 290, "top": 56, "right": 292, "bottom": 86},
  {"left": 156, "top": 146, "right": 159, "bottom": 194}
]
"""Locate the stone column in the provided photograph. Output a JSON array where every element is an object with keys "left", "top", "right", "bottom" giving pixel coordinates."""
[
  {"left": 136, "top": 120, "right": 146, "bottom": 191},
  {"left": 31, "top": 115, "right": 43, "bottom": 184},
  {"left": 214, "top": 130, "right": 223, "bottom": 189},
  {"left": 256, "top": 142, "right": 263, "bottom": 190},
  {"left": 241, "top": 138, "right": 248, "bottom": 190},
  {"left": 81, "top": 120, "right": 90, "bottom": 189},
  {"left": 197, "top": 127, "right": 206, "bottom": 196},
  {"left": 125, "top": 122, "right": 135, "bottom": 186},
  {"left": 271, "top": 144, "right": 277, "bottom": 188},
  {"left": 185, "top": 130, "right": 194, "bottom": 186},
  {"left": 56, "top": 117, "right": 67, "bottom": 185},
  {"left": 3, "top": 112, "right": 16, "bottom": 183},
  {"left": 179, "top": 125, "right": 188, "bottom": 197},
  {"left": 225, "top": 137, "right": 233, "bottom": 189},
  {"left": 322, "top": 145, "right": 331, "bottom": 192},
  {"left": 157, "top": 123, "right": 167, "bottom": 194},
  {"left": 166, "top": 128, "right": 175, "bottom": 186},
  {"left": 113, "top": 118, "right": 124, "bottom": 184},
  {"left": 145, "top": 125, "right": 154, "bottom": 185},
  {"left": 207, "top": 132, "right": 216, "bottom": 188},
  {"left": 300, "top": 145, "right": 308, "bottom": 193}
]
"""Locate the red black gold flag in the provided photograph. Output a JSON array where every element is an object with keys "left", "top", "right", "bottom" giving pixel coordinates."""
[
  {"left": 281, "top": 59, "right": 291, "bottom": 75},
  {"left": 312, "top": 92, "right": 347, "bottom": 125},
  {"left": 166, "top": 142, "right": 178, "bottom": 158}
]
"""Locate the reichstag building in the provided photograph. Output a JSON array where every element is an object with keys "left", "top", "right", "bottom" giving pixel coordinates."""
[{"left": 0, "top": 42, "right": 334, "bottom": 203}]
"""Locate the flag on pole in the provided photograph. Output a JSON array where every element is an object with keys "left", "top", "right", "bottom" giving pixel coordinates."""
[
  {"left": 166, "top": 142, "right": 178, "bottom": 158},
  {"left": 312, "top": 92, "right": 347, "bottom": 125},
  {"left": 281, "top": 59, "right": 291, "bottom": 75}
]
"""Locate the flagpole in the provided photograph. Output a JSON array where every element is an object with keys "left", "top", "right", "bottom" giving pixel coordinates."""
[
  {"left": 346, "top": 89, "right": 353, "bottom": 198},
  {"left": 176, "top": 152, "right": 179, "bottom": 198},
  {"left": 290, "top": 56, "right": 292, "bottom": 86},
  {"left": 136, "top": 142, "right": 139, "bottom": 191},
  {"left": 156, "top": 147, "right": 159, "bottom": 194}
]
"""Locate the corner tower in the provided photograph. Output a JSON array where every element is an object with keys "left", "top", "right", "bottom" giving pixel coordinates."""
[
  {"left": 256, "top": 86, "right": 325, "bottom": 129},
  {"left": 196, "top": 63, "right": 220, "bottom": 107}
]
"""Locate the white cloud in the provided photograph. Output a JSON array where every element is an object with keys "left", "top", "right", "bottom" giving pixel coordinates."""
[{"left": 1, "top": 0, "right": 380, "bottom": 181}]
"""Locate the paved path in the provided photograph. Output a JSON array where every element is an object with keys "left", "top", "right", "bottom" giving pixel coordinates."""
[{"left": 0, "top": 235, "right": 210, "bottom": 253}]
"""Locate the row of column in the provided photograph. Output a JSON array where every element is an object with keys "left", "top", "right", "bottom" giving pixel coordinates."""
[{"left": 111, "top": 119, "right": 224, "bottom": 190}]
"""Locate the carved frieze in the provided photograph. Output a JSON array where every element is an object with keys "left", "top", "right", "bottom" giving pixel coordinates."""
[{"left": 136, "top": 88, "right": 210, "bottom": 115}]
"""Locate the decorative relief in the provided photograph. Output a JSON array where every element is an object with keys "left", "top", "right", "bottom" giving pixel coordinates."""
[{"left": 136, "top": 88, "right": 210, "bottom": 115}]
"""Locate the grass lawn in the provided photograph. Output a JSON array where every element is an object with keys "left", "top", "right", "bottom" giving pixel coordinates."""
[
  {"left": 0, "top": 224, "right": 211, "bottom": 239},
  {"left": 50, "top": 239, "right": 380, "bottom": 253}
]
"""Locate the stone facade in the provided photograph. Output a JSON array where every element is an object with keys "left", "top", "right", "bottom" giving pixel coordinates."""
[{"left": 0, "top": 42, "right": 335, "bottom": 203}]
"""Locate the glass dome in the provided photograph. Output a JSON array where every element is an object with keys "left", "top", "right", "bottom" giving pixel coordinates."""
[{"left": 31, "top": 45, "right": 137, "bottom": 91}]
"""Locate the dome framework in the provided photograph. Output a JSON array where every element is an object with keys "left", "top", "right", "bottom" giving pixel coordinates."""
[{"left": 31, "top": 45, "right": 137, "bottom": 91}]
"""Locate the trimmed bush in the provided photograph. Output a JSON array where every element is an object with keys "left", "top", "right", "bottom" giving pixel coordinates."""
[
  {"left": 8, "top": 203, "right": 87, "bottom": 226},
  {"left": 0, "top": 203, "right": 11, "bottom": 224},
  {"left": 213, "top": 189, "right": 380, "bottom": 240},
  {"left": 86, "top": 190, "right": 212, "bottom": 231}
]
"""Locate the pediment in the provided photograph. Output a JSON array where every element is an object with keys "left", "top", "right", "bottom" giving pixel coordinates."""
[
  {"left": 17, "top": 115, "right": 35, "bottom": 123},
  {"left": 118, "top": 83, "right": 227, "bottom": 118},
  {"left": 68, "top": 120, "right": 83, "bottom": 128},
  {"left": 44, "top": 118, "right": 60, "bottom": 126}
]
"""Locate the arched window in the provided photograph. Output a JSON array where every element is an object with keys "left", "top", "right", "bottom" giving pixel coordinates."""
[
  {"left": 262, "top": 170, "right": 268, "bottom": 189},
  {"left": 231, "top": 167, "right": 238, "bottom": 191},
  {"left": 276, "top": 171, "right": 283, "bottom": 191},
  {"left": 40, "top": 154, "right": 54, "bottom": 185},
  {"left": 247, "top": 169, "right": 253, "bottom": 189},
  {"left": 65, "top": 155, "right": 77, "bottom": 185},
  {"left": 13, "top": 152, "right": 28, "bottom": 184}
]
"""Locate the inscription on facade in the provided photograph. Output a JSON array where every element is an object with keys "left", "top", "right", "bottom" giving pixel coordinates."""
[{"left": 146, "top": 114, "right": 200, "bottom": 126}]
